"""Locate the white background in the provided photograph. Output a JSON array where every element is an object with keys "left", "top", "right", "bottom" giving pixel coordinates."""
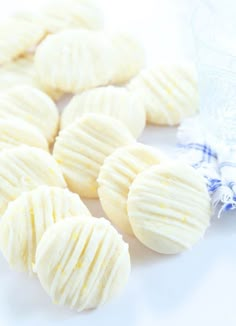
[{"left": 0, "top": 1, "right": 236, "bottom": 326}]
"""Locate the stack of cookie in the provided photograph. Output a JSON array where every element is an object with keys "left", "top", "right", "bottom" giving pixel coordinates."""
[{"left": 0, "top": 0, "right": 211, "bottom": 313}]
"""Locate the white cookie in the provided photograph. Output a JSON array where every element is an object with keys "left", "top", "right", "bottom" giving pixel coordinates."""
[
  {"left": 61, "top": 86, "right": 146, "bottom": 138},
  {"left": 12, "top": 11, "right": 46, "bottom": 27},
  {"left": 41, "top": 0, "right": 103, "bottom": 33},
  {"left": 0, "top": 18, "right": 45, "bottom": 65},
  {"left": 0, "top": 55, "right": 37, "bottom": 92},
  {"left": 0, "top": 55, "right": 62, "bottom": 101},
  {"left": 53, "top": 113, "right": 135, "bottom": 198},
  {"left": 128, "top": 64, "right": 198, "bottom": 125},
  {"left": 35, "top": 30, "right": 113, "bottom": 93},
  {"left": 0, "top": 119, "right": 48, "bottom": 151},
  {"left": 0, "top": 186, "right": 91, "bottom": 274},
  {"left": 127, "top": 161, "right": 211, "bottom": 254},
  {"left": 111, "top": 33, "right": 145, "bottom": 84},
  {"left": 0, "top": 146, "right": 66, "bottom": 215},
  {"left": 0, "top": 85, "right": 59, "bottom": 143},
  {"left": 35, "top": 217, "right": 131, "bottom": 311},
  {"left": 98, "top": 143, "right": 165, "bottom": 234}
]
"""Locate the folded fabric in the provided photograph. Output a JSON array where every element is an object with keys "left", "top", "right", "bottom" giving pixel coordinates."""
[{"left": 177, "top": 116, "right": 236, "bottom": 217}]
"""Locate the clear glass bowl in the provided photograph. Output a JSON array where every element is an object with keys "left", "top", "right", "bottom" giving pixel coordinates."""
[{"left": 192, "top": 3, "right": 236, "bottom": 148}]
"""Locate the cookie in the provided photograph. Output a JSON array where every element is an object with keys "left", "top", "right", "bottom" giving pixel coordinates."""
[
  {"left": 0, "top": 18, "right": 44, "bottom": 64},
  {"left": 0, "top": 55, "right": 62, "bottom": 101},
  {"left": 61, "top": 86, "right": 146, "bottom": 138},
  {"left": 0, "top": 186, "right": 91, "bottom": 274},
  {"left": 41, "top": 0, "right": 103, "bottom": 33},
  {"left": 111, "top": 33, "right": 145, "bottom": 84},
  {"left": 35, "top": 217, "right": 130, "bottom": 311},
  {"left": 98, "top": 143, "right": 164, "bottom": 234},
  {"left": 0, "top": 85, "right": 59, "bottom": 143},
  {"left": 35, "top": 30, "right": 113, "bottom": 93},
  {"left": 0, "top": 119, "right": 48, "bottom": 151},
  {"left": 128, "top": 64, "right": 198, "bottom": 125},
  {"left": 53, "top": 113, "right": 135, "bottom": 198},
  {"left": 0, "top": 146, "right": 66, "bottom": 215},
  {"left": 127, "top": 161, "right": 211, "bottom": 254}
]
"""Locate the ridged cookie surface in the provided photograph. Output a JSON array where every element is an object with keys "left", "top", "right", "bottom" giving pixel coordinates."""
[
  {"left": 35, "top": 217, "right": 131, "bottom": 311},
  {"left": 40, "top": 0, "right": 103, "bottom": 33},
  {"left": 127, "top": 161, "right": 211, "bottom": 254},
  {"left": 0, "top": 146, "right": 66, "bottom": 215},
  {"left": 61, "top": 86, "right": 146, "bottom": 138},
  {"left": 0, "top": 85, "right": 59, "bottom": 143},
  {"left": 0, "top": 119, "right": 48, "bottom": 151},
  {"left": 128, "top": 64, "right": 198, "bottom": 125},
  {"left": 111, "top": 33, "right": 145, "bottom": 84},
  {"left": 0, "top": 186, "right": 91, "bottom": 274},
  {"left": 0, "top": 55, "right": 62, "bottom": 100},
  {"left": 0, "top": 18, "right": 44, "bottom": 64},
  {"left": 35, "top": 30, "right": 113, "bottom": 93},
  {"left": 98, "top": 144, "right": 164, "bottom": 234},
  {"left": 53, "top": 113, "right": 135, "bottom": 198}
]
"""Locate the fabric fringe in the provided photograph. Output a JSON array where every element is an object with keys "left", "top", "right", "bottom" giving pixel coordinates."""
[{"left": 177, "top": 116, "right": 236, "bottom": 217}]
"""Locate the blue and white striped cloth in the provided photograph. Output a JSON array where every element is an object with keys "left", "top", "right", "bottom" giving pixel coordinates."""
[{"left": 177, "top": 116, "right": 236, "bottom": 217}]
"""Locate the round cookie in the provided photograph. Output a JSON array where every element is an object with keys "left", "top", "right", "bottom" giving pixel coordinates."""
[
  {"left": 0, "top": 85, "right": 59, "bottom": 143},
  {"left": 35, "top": 217, "right": 131, "bottom": 311},
  {"left": 0, "top": 145, "right": 66, "bottom": 216},
  {"left": 40, "top": 0, "right": 103, "bottom": 33},
  {"left": 61, "top": 86, "right": 146, "bottom": 138},
  {"left": 0, "top": 55, "right": 62, "bottom": 101},
  {"left": 53, "top": 113, "right": 135, "bottom": 198},
  {"left": 111, "top": 33, "right": 145, "bottom": 84},
  {"left": 0, "top": 186, "right": 91, "bottom": 274},
  {"left": 35, "top": 30, "right": 113, "bottom": 93},
  {"left": 127, "top": 161, "right": 211, "bottom": 254},
  {"left": 0, "top": 18, "right": 45, "bottom": 64},
  {"left": 97, "top": 143, "right": 165, "bottom": 234},
  {"left": 128, "top": 64, "right": 198, "bottom": 125},
  {"left": 0, "top": 119, "right": 48, "bottom": 151}
]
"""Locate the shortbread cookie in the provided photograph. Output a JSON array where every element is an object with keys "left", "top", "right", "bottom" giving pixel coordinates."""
[
  {"left": 98, "top": 144, "right": 165, "bottom": 234},
  {"left": 53, "top": 113, "right": 135, "bottom": 198},
  {"left": 41, "top": 0, "right": 103, "bottom": 33},
  {"left": 0, "top": 18, "right": 45, "bottom": 64},
  {"left": 0, "top": 55, "right": 62, "bottom": 101},
  {"left": 128, "top": 64, "right": 198, "bottom": 125},
  {"left": 0, "top": 55, "right": 34, "bottom": 91},
  {"left": 35, "top": 30, "right": 113, "bottom": 93},
  {"left": 111, "top": 33, "right": 145, "bottom": 84},
  {"left": 127, "top": 161, "right": 211, "bottom": 254},
  {"left": 35, "top": 217, "right": 131, "bottom": 311},
  {"left": 0, "top": 85, "right": 59, "bottom": 143},
  {"left": 0, "top": 186, "right": 91, "bottom": 274},
  {"left": 0, "top": 119, "right": 48, "bottom": 151},
  {"left": 61, "top": 86, "right": 146, "bottom": 138},
  {"left": 0, "top": 146, "right": 66, "bottom": 215}
]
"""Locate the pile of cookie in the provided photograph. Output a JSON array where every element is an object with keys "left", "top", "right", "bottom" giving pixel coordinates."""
[{"left": 0, "top": 0, "right": 211, "bottom": 312}]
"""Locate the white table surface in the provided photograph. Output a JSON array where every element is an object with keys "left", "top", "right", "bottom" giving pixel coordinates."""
[{"left": 1, "top": 1, "right": 236, "bottom": 326}]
